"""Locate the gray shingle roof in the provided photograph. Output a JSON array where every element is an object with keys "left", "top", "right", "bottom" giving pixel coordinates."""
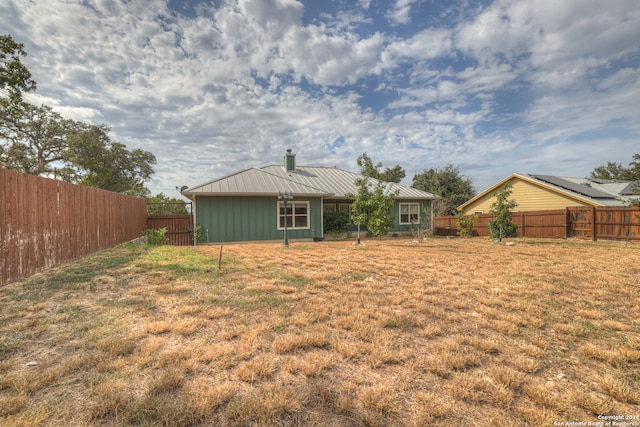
[{"left": 184, "top": 165, "right": 437, "bottom": 200}]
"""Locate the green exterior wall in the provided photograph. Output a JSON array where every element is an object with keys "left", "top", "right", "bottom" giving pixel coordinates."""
[
  {"left": 392, "top": 199, "right": 432, "bottom": 233},
  {"left": 322, "top": 199, "right": 432, "bottom": 233},
  {"left": 195, "top": 196, "right": 323, "bottom": 243}
]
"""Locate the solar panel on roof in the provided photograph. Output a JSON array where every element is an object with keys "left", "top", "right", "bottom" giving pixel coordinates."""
[
  {"left": 530, "top": 175, "right": 615, "bottom": 199},
  {"left": 620, "top": 182, "right": 639, "bottom": 195}
]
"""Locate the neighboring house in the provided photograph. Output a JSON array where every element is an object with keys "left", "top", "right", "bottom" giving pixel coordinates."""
[
  {"left": 458, "top": 173, "right": 639, "bottom": 215},
  {"left": 181, "top": 150, "right": 437, "bottom": 243}
]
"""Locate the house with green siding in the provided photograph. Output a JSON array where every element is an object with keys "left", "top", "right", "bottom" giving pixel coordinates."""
[{"left": 181, "top": 150, "right": 437, "bottom": 243}]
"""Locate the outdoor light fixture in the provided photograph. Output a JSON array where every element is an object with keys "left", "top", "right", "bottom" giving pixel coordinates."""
[{"left": 277, "top": 191, "right": 293, "bottom": 247}]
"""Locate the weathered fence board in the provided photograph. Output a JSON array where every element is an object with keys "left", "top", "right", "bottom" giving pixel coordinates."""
[
  {"left": 1, "top": 169, "right": 147, "bottom": 286},
  {"left": 435, "top": 207, "right": 640, "bottom": 242},
  {"left": 595, "top": 206, "right": 640, "bottom": 242}
]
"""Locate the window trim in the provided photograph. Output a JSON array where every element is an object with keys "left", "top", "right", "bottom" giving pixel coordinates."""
[
  {"left": 277, "top": 201, "right": 310, "bottom": 230},
  {"left": 399, "top": 202, "right": 420, "bottom": 225}
]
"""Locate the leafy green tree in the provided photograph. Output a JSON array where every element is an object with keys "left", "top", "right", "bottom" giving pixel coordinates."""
[
  {"left": 0, "top": 103, "right": 72, "bottom": 175},
  {"left": 0, "top": 103, "right": 156, "bottom": 196},
  {"left": 412, "top": 164, "right": 475, "bottom": 216},
  {"left": 70, "top": 136, "right": 156, "bottom": 197},
  {"left": 0, "top": 36, "right": 155, "bottom": 196},
  {"left": 147, "top": 193, "right": 189, "bottom": 215},
  {"left": 488, "top": 183, "right": 518, "bottom": 242},
  {"left": 590, "top": 161, "right": 633, "bottom": 180},
  {"left": 591, "top": 153, "right": 640, "bottom": 206},
  {"left": 0, "top": 34, "right": 36, "bottom": 105},
  {"left": 347, "top": 177, "right": 397, "bottom": 243},
  {"left": 357, "top": 152, "right": 406, "bottom": 183},
  {"left": 455, "top": 212, "right": 477, "bottom": 238},
  {"left": 590, "top": 155, "right": 640, "bottom": 181}
]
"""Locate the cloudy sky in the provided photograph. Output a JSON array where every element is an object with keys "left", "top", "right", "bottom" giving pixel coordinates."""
[{"left": 2, "top": 0, "right": 639, "bottom": 196}]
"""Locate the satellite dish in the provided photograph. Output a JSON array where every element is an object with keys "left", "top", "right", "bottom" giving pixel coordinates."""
[{"left": 180, "top": 185, "right": 189, "bottom": 192}]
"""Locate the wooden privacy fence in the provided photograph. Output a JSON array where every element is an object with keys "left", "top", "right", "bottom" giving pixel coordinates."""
[
  {"left": 1, "top": 169, "right": 147, "bottom": 286},
  {"left": 434, "top": 207, "right": 640, "bottom": 242},
  {"left": 146, "top": 215, "right": 194, "bottom": 246},
  {"left": 146, "top": 201, "right": 193, "bottom": 246}
]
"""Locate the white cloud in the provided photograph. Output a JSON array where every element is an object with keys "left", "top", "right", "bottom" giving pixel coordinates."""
[
  {"left": 385, "top": 28, "right": 453, "bottom": 61},
  {"left": 280, "top": 26, "right": 386, "bottom": 86},
  {"left": 358, "top": 0, "right": 371, "bottom": 10},
  {"left": 2, "top": 0, "right": 639, "bottom": 198},
  {"left": 455, "top": 0, "right": 640, "bottom": 88},
  {"left": 386, "top": 0, "right": 418, "bottom": 26},
  {"left": 597, "top": 68, "right": 639, "bottom": 90}
]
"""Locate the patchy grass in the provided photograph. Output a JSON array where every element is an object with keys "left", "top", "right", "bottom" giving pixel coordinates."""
[{"left": 1, "top": 238, "right": 639, "bottom": 426}]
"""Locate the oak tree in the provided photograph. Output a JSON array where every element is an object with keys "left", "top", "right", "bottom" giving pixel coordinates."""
[
  {"left": 412, "top": 164, "right": 475, "bottom": 216},
  {"left": 0, "top": 34, "right": 36, "bottom": 105},
  {"left": 357, "top": 152, "right": 406, "bottom": 183}
]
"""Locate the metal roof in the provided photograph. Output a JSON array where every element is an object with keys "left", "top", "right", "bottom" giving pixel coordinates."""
[
  {"left": 184, "top": 165, "right": 437, "bottom": 200},
  {"left": 183, "top": 168, "right": 332, "bottom": 197},
  {"left": 261, "top": 165, "right": 437, "bottom": 199}
]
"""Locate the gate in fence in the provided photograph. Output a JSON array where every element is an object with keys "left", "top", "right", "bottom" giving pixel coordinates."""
[
  {"left": 567, "top": 206, "right": 593, "bottom": 240},
  {"left": 147, "top": 202, "right": 194, "bottom": 246}
]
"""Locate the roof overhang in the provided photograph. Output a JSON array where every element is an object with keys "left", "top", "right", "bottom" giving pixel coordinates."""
[{"left": 183, "top": 191, "right": 333, "bottom": 198}]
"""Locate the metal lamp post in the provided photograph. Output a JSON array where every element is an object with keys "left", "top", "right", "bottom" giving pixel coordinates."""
[{"left": 278, "top": 191, "right": 293, "bottom": 247}]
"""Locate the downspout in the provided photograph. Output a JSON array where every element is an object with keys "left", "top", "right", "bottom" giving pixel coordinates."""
[
  {"left": 430, "top": 200, "right": 434, "bottom": 233},
  {"left": 320, "top": 197, "right": 324, "bottom": 241},
  {"left": 192, "top": 195, "right": 197, "bottom": 246}
]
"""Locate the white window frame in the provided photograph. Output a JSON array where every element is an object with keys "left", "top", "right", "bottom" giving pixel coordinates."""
[
  {"left": 399, "top": 203, "right": 420, "bottom": 225},
  {"left": 277, "top": 201, "right": 310, "bottom": 230}
]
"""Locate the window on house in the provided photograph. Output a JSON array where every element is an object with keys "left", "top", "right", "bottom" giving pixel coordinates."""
[
  {"left": 338, "top": 203, "right": 352, "bottom": 222},
  {"left": 399, "top": 203, "right": 420, "bottom": 225},
  {"left": 323, "top": 204, "right": 336, "bottom": 213},
  {"left": 278, "top": 201, "right": 309, "bottom": 229}
]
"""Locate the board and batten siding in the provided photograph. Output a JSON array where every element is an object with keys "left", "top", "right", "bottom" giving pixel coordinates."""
[
  {"left": 195, "top": 196, "right": 323, "bottom": 243},
  {"left": 392, "top": 200, "right": 432, "bottom": 232},
  {"left": 461, "top": 177, "right": 593, "bottom": 215}
]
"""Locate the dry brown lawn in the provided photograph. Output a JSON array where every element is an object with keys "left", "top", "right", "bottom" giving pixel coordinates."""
[{"left": 1, "top": 237, "right": 639, "bottom": 426}]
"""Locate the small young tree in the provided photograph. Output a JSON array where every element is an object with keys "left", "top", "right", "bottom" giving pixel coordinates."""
[
  {"left": 357, "top": 152, "right": 406, "bottom": 183},
  {"left": 347, "top": 178, "right": 397, "bottom": 244},
  {"left": 488, "top": 183, "right": 518, "bottom": 243},
  {"left": 366, "top": 184, "right": 396, "bottom": 237},
  {"left": 455, "top": 213, "right": 477, "bottom": 237}
]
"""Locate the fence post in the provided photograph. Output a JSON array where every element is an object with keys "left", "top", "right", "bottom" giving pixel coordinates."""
[
  {"left": 521, "top": 212, "right": 525, "bottom": 238},
  {"left": 592, "top": 206, "right": 597, "bottom": 241},
  {"left": 565, "top": 208, "right": 569, "bottom": 239}
]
